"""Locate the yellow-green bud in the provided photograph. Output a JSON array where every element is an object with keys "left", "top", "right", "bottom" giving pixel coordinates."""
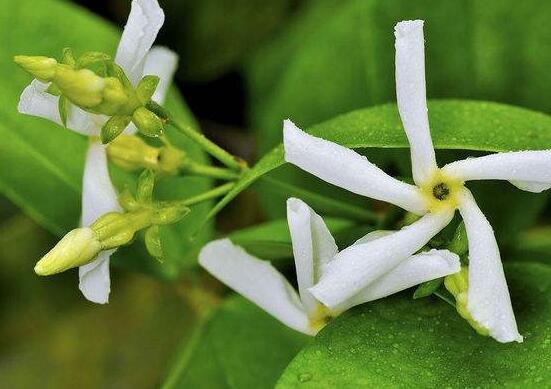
[
  {"left": 107, "top": 135, "right": 161, "bottom": 172},
  {"left": 137, "top": 170, "right": 155, "bottom": 202},
  {"left": 34, "top": 227, "right": 102, "bottom": 276},
  {"left": 94, "top": 77, "right": 131, "bottom": 116},
  {"left": 137, "top": 75, "right": 160, "bottom": 104},
  {"left": 145, "top": 225, "right": 163, "bottom": 260},
  {"left": 53, "top": 65, "right": 105, "bottom": 108},
  {"left": 14, "top": 55, "right": 58, "bottom": 82},
  {"left": 152, "top": 202, "right": 190, "bottom": 225},
  {"left": 101, "top": 115, "right": 132, "bottom": 144},
  {"left": 106, "top": 135, "right": 184, "bottom": 175},
  {"left": 132, "top": 107, "right": 164, "bottom": 137},
  {"left": 91, "top": 211, "right": 151, "bottom": 249},
  {"left": 118, "top": 189, "right": 140, "bottom": 212},
  {"left": 444, "top": 267, "right": 490, "bottom": 336}
]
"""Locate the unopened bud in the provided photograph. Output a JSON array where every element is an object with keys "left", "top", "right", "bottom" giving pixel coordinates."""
[
  {"left": 107, "top": 135, "right": 161, "bottom": 172},
  {"left": 95, "top": 77, "right": 130, "bottom": 116},
  {"left": 34, "top": 227, "right": 102, "bottom": 276},
  {"left": 145, "top": 225, "right": 163, "bottom": 261},
  {"left": 444, "top": 267, "right": 489, "bottom": 336},
  {"left": 137, "top": 75, "right": 160, "bottom": 104},
  {"left": 53, "top": 65, "right": 105, "bottom": 108},
  {"left": 137, "top": 170, "right": 155, "bottom": 202},
  {"left": 152, "top": 202, "right": 190, "bottom": 225},
  {"left": 14, "top": 55, "right": 58, "bottom": 82},
  {"left": 132, "top": 107, "right": 164, "bottom": 137},
  {"left": 101, "top": 115, "right": 132, "bottom": 144},
  {"left": 91, "top": 211, "right": 150, "bottom": 249}
]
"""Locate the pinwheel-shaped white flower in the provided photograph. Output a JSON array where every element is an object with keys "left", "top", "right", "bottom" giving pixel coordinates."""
[
  {"left": 284, "top": 20, "right": 551, "bottom": 343},
  {"left": 199, "top": 198, "right": 459, "bottom": 335},
  {"left": 18, "top": 0, "right": 177, "bottom": 303}
]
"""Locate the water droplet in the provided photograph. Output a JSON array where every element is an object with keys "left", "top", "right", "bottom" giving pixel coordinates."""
[{"left": 298, "top": 373, "right": 312, "bottom": 383}]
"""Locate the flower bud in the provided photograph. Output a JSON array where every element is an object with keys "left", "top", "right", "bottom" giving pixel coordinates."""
[
  {"left": 137, "top": 170, "right": 155, "bottom": 202},
  {"left": 94, "top": 77, "right": 130, "bottom": 116},
  {"left": 136, "top": 75, "right": 160, "bottom": 104},
  {"left": 101, "top": 115, "right": 132, "bottom": 144},
  {"left": 14, "top": 55, "right": 58, "bottom": 82},
  {"left": 132, "top": 107, "right": 164, "bottom": 137},
  {"left": 145, "top": 225, "right": 163, "bottom": 261},
  {"left": 106, "top": 135, "right": 161, "bottom": 172},
  {"left": 444, "top": 267, "right": 490, "bottom": 336},
  {"left": 91, "top": 211, "right": 150, "bottom": 249},
  {"left": 34, "top": 227, "right": 102, "bottom": 276},
  {"left": 53, "top": 65, "right": 105, "bottom": 108},
  {"left": 152, "top": 202, "right": 190, "bottom": 225}
]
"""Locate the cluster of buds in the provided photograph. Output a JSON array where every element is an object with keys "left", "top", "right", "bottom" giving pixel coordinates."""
[
  {"left": 34, "top": 170, "right": 190, "bottom": 275},
  {"left": 14, "top": 49, "right": 166, "bottom": 143}
]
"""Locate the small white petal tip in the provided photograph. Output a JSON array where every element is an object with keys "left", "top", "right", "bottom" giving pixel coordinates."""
[{"left": 394, "top": 20, "right": 424, "bottom": 37}]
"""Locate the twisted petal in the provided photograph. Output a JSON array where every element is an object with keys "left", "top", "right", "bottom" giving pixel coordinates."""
[
  {"left": 287, "top": 198, "right": 338, "bottom": 314},
  {"left": 443, "top": 151, "right": 551, "bottom": 193},
  {"left": 395, "top": 20, "right": 437, "bottom": 185},
  {"left": 115, "top": 0, "right": 165, "bottom": 85},
  {"left": 458, "top": 189, "right": 522, "bottom": 343},
  {"left": 199, "top": 239, "right": 312, "bottom": 335},
  {"left": 310, "top": 210, "right": 454, "bottom": 310},
  {"left": 143, "top": 46, "right": 178, "bottom": 103},
  {"left": 79, "top": 250, "right": 114, "bottom": 304},
  {"left": 283, "top": 120, "right": 427, "bottom": 214},
  {"left": 337, "top": 249, "right": 460, "bottom": 312},
  {"left": 18, "top": 80, "right": 103, "bottom": 135},
  {"left": 78, "top": 142, "right": 121, "bottom": 304}
]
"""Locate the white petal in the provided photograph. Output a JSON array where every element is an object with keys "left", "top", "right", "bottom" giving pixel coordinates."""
[
  {"left": 336, "top": 249, "right": 460, "bottom": 312},
  {"left": 443, "top": 151, "right": 551, "bottom": 193},
  {"left": 115, "top": 0, "right": 165, "bottom": 85},
  {"left": 79, "top": 249, "right": 114, "bottom": 304},
  {"left": 143, "top": 46, "right": 178, "bottom": 103},
  {"left": 510, "top": 180, "right": 551, "bottom": 193},
  {"left": 283, "top": 120, "right": 427, "bottom": 214},
  {"left": 287, "top": 198, "right": 338, "bottom": 314},
  {"left": 81, "top": 142, "right": 121, "bottom": 227},
  {"left": 18, "top": 80, "right": 105, "bottom": 136},
  {"left": 395, "top": 20, "right": 437, "bottom": 185},
  {"left": 310, "top": 210, "right": 454, "bottom": 310},
  {"left": 199, "top": 239, "right": 312, "bottom": 335},
  {"left": 18, "top": 80, "right": 62, "bottom": 125},
  {"left": 353, "top": 230, "right": 394, "bottom": 245},
  {"left": 458, "top": 189, "right": 522, "bottom": 343}
]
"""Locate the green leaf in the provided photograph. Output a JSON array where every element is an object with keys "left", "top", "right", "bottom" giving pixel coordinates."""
[
  {"left": 162, "top": 296, "right": 309, "bottom": 389},
  {"left": 278, "top": 262, "right": 551, "bottom": 388},
  {"left": 0, "top": 0, "right": 211, "bottom": 277},
  {"left": 206, "top": 100, "right": 551, "bottom": 221},
  {"left": 248, "top": 0, "right": 551, "bottom": 154},
  {"left": 413, "top": 278, "right": 443, "bottom": 299},
  {"left": 229, "top": 216, "right": 357, "bottom": 261}
]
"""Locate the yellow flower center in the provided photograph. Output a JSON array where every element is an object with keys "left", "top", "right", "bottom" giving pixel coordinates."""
[
  {"left": 309, "top": 304, "right": 333, "bottom": 334},
  {"left": 420, "top": 170, "right": 464, "bottom": 212}
]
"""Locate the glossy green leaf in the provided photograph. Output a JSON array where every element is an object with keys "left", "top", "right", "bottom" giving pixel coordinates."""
[
  {"left": 162, "top": 296, "right": 309, "bottom": 389},
  {"left": 248, "top": 0, "right": 551, "bottom": 154},
  {"left": 277, "top": 262, "right": 551, "bottom": 388},
  {"left": 206, "top": 100, "right": 551, "bottom": 220},
  {"left": 0, "top": 0, "right": 211, "bottom": 277}
]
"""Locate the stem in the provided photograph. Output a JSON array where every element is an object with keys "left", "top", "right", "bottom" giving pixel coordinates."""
[
  {"left": 182, "top": 160, "right": 240, "bottom": 180},
  {"left": 182, "top": 182, "right": 235, "bottom": 207}
]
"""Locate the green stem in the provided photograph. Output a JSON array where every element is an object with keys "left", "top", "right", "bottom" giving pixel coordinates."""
[
  {"left": 181, "top": 160, "right": 240, "bottom": 180},
  {"left": 183, "top": 182, "right": 235, "bottom": 207},
  {"left": 148, "top": 101, "right": 246, "bottom": 171}
]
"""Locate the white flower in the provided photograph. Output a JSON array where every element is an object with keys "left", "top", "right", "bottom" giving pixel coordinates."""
[
  {"left": 18, "top": 0, "right": 178, "bottom": 304},
  {"left": 283, "top": 20, "right": 551, "bottom": 343},
  {"left": 199, "top": 198, "right": 459, "bottom": 335}
]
